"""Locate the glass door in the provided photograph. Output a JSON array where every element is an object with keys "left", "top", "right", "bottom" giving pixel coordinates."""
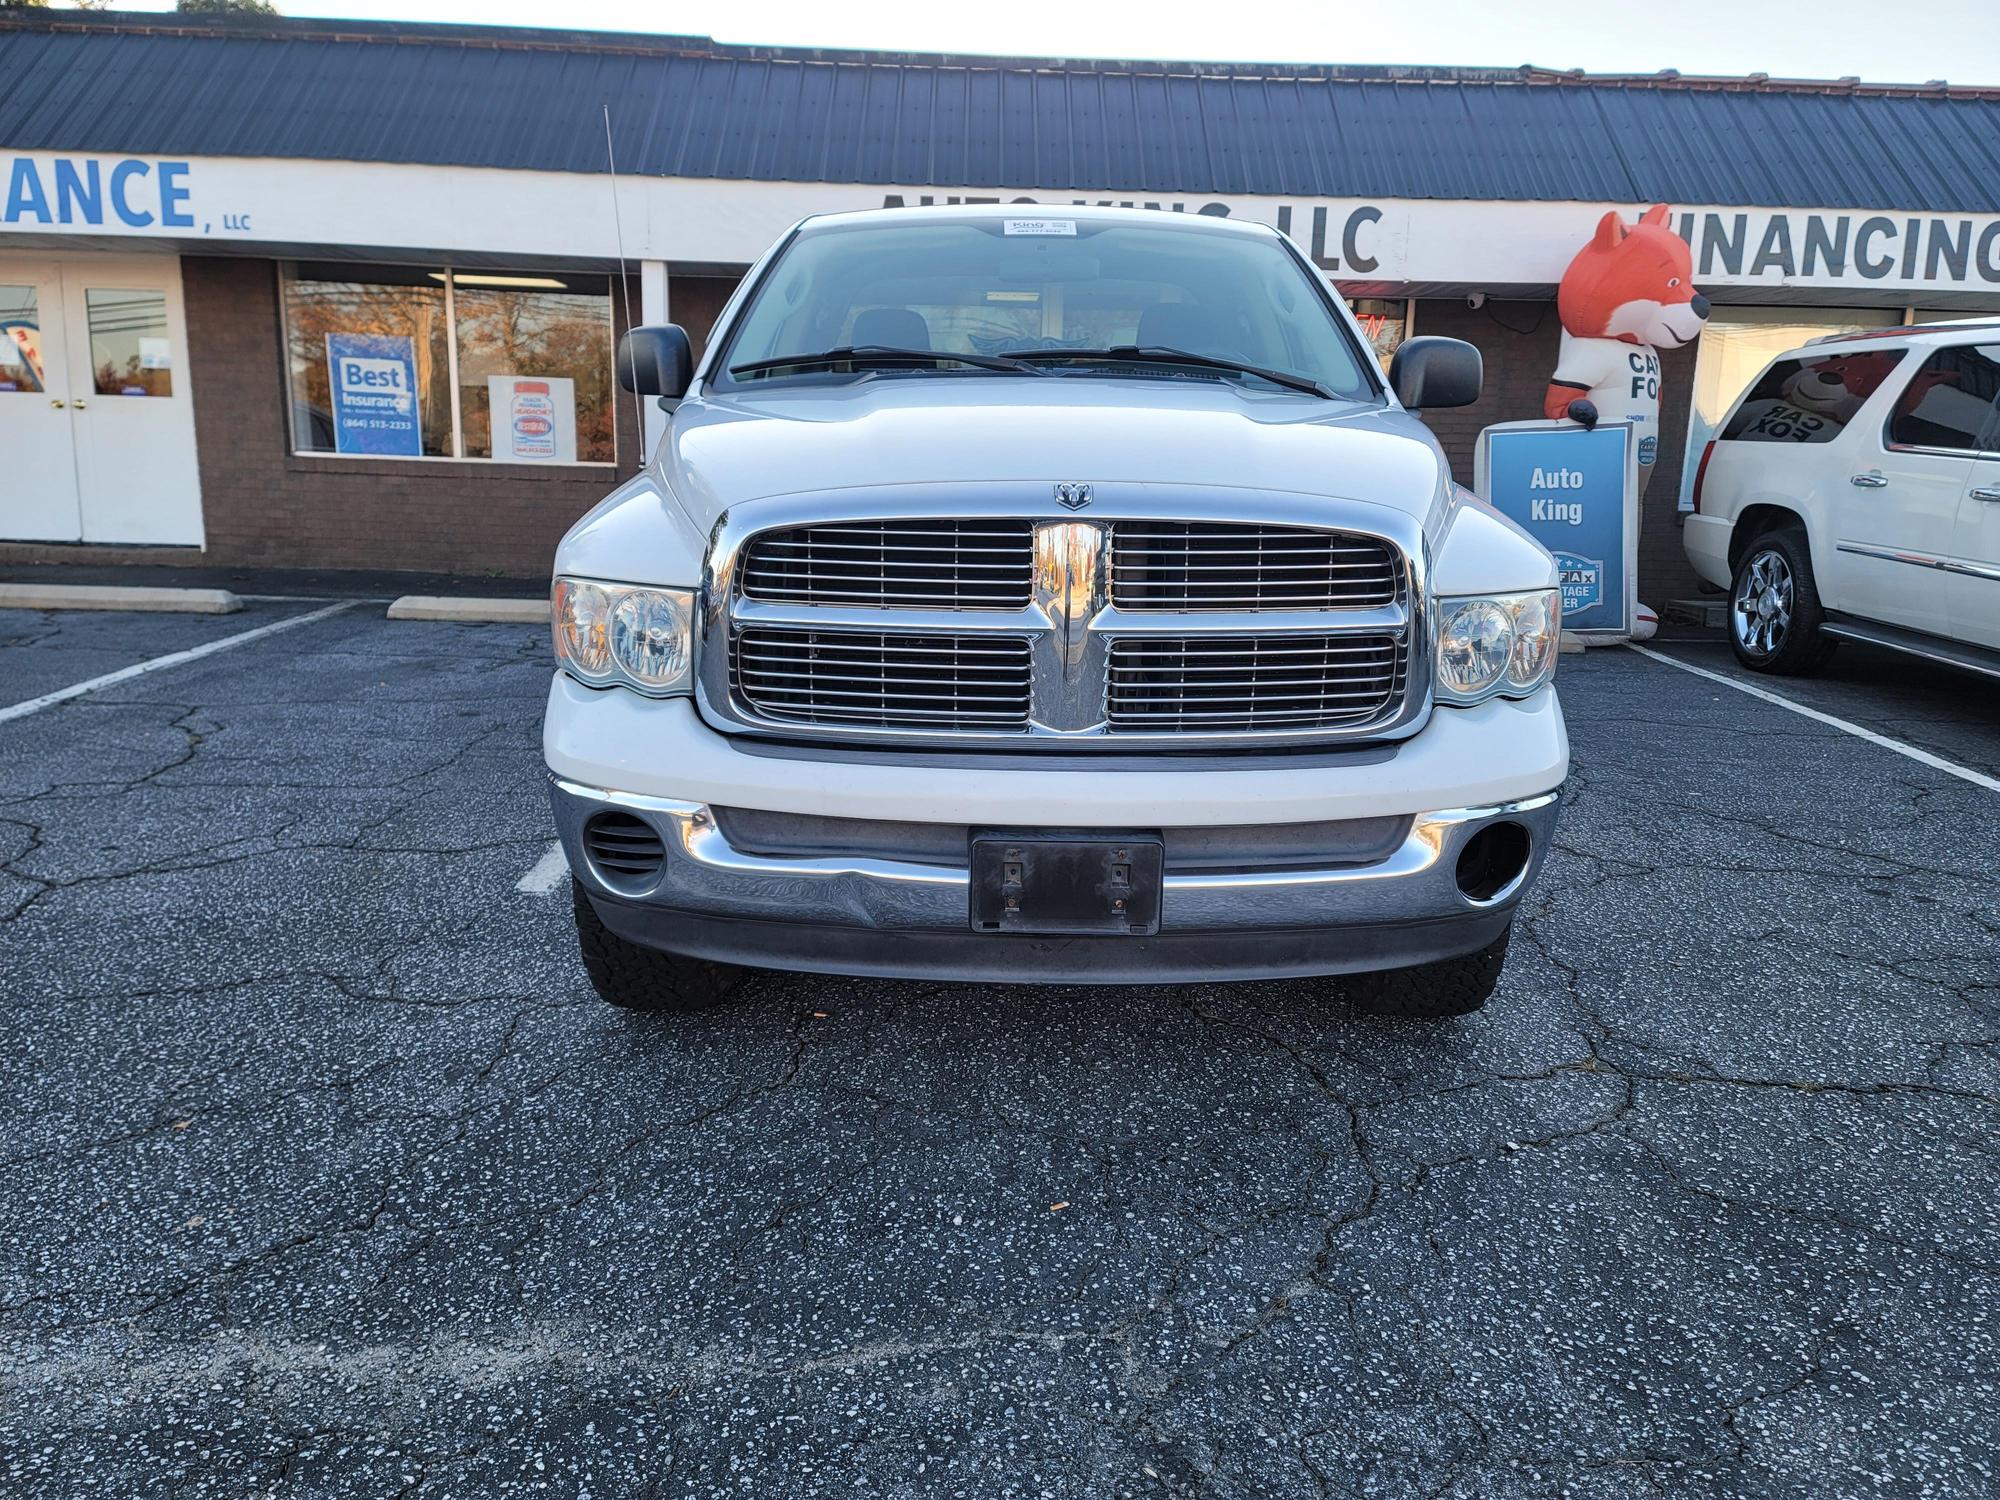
[
  {"left": 61, "top": 259, "right": 204, "bottom": 545},
  {"left": 0, "top": 260, "right": 84, "bottom": 541}
]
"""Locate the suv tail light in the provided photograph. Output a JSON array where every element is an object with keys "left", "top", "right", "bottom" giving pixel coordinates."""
[{"left": 1690, "top": 439, "right": 1718, "bottom": 514}]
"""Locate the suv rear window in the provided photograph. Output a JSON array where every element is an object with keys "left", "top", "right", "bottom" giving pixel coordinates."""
[
  {"left": 1886, "top": 343, "right": 2000, "bottom": 453},
  {"left": 1720, "top": 350, "right": 1904, "bottom": 444}
]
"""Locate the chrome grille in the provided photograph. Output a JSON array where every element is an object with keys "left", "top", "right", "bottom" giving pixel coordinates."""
[
  {"left": 731, "top": 628, "right": 1033, "bottom": 730},
  {"left": 1106, "top": 634, "right": 1406, "bottom": 731},
  {"left": 706, "top": 496, "right": 1427, "bottom": 750},
  {"left": 740, "top": 519, "right": 1034, "bottom": 609},
  {"left": 1110, "top": 522, "right": 1401, "bottom": 611}
]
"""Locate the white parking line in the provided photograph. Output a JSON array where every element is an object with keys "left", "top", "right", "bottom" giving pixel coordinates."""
[
  {"left": 1627, "top": 643, "right": 2000, "bottom": 795},
  {"left": 0, "top": 600, "right": 360, "bottom": 726},
  {"left": 516, "top": 840, "right": 570, "bottom": 894}
]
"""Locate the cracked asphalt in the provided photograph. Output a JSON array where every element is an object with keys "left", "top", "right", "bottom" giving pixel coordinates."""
[{"left": 0, "top": 604, "right": 1995, "bottom": 1499}]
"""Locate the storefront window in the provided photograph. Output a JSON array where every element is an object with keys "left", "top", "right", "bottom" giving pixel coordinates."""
[
  {"left": 452, "top": 274, "right": 616, "bottom": 463},
  {"left": 1348, "top": 298, "right": 1410, "bottom": 374},
  {"left": 282, "top": 264, "right": 614, "bottom": 463},
  {"left": 1678, "top": 306, "right": 1901, "bottom": 510},
  {"left": 86, "top": 288, "right": 174, "bottom": 398},
  {"left": 285, "top": 264, "right": 451, "bottom": 456}
]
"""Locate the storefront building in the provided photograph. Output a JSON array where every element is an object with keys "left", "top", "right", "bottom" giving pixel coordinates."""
[{"left": 4, "top": 11, "right": 1998, "bottom": 595}]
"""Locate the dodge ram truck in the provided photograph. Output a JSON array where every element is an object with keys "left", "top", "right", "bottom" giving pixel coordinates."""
[{"left": 544, "top": 205, "right": 1568, "bottom": 1017}]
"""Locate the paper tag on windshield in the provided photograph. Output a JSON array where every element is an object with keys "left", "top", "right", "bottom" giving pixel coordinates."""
[{"left": 1004, "top": 218, "right": 1076, "bottom": 236}]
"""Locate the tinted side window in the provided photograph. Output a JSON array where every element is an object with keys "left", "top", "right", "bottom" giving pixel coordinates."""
[
  {"left": 1886, "top": 344, "right": 2000, "bottom": 453},
  {"left": 1720, "top": 350, "right": 1904, "bottom": 445}
]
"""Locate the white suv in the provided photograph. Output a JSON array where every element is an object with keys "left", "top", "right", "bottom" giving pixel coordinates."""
[
  {"left": 1684, "top": 323, "right": 2000, "bottom": 677},
  {"left": 544, "top": 206, "right": 1568, "bottom": 1018}
]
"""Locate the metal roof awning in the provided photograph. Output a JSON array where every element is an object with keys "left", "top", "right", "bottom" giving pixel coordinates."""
[{"left": 3, "top": 11, "right": 1998, "bottom": 213}]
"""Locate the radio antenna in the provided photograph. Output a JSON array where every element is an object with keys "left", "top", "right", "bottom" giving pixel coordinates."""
[{"left": 603, "top": 103, "right": 648, "bottom": 462}]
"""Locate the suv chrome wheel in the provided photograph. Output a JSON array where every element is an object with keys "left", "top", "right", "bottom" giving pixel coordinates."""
[
  {"left": 1732, "top": 547, "right": 1793, "bottom": 658},
  {"left": 1726, "top": 525, "right": 1831, "bottom": 676}
]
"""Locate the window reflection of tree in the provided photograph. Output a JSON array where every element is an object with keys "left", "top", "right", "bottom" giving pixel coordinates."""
[
  {"left": 285, "top": 281, "right": 450, "bottom": 455},
  {"left": 454, "top": 287, "right": 614, "bottom": 462},
  {"left": 283, "top": 272, "right": 614, "bottom": 460},
  {"left": 87, "top": 290, "right": 172, "bottom": 397}
]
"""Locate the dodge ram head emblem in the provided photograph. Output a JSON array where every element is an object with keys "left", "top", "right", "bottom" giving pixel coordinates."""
[{"left": 1054, "top": 482, "right": 1092, "bottom": 511}]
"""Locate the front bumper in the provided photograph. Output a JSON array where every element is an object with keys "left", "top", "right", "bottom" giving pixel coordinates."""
[
  {"left": 545, "top": 678, "right": 1567, "bottom": 984},
  {"left": 550, "top": 778, "right": 1561, "bottom": 984}
]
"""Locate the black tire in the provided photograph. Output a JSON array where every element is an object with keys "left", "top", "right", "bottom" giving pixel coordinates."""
[
  {"left": 571, "top": 883, "right": 747, "bottom": 1012},
  {"left": 1728, "top": 524, "right": 1833, "bottom": 675},
  {"left": 1346, "top": 928, "right": 1510, "bottom": 1018}
]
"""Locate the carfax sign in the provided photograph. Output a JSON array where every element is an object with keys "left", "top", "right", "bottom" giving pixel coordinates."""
[
  {"left": 1473, "top": 421, "right": 1638, "bottom": 638},
  {"left": 325, "top": 332, "right": 421, "bottom": 456}
]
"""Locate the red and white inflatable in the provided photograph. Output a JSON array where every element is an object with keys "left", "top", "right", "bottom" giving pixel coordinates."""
[
  {"left": 1543, "top": 204, "right": 1709, "bottom": 491},
  {"left": 1543, "top": 204, "right": 1708, "bottom": 638}
]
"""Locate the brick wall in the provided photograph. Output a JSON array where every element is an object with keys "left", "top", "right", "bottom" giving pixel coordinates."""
[
  {"left": 670, "top": 275, "right": 743, "bottom": 363},
  {"left": 174, "top": 256, "right": 646, "bottom": 577},
  {"left": 1413, "top": 298, "right": 1704, "bottom": 604}
]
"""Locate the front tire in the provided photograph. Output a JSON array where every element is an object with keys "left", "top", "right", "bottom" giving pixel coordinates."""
[
  {"left": 1729, "top": 526, "right": 1831, "bottom": 675},
  {"left": 1346, "top": 928, "right": 1510, "bottom": 1018},
  {"left": 572, "top": 884, "right": 747, "bottom": 1012}
]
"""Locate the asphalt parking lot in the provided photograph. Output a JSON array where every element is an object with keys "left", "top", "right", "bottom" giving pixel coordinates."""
[{"left": 1, "top": 602, "right": 1995, "bottom": 1499}]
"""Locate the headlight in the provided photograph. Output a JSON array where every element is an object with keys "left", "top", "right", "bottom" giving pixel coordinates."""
[
  {"left": 1434, "top": 590, "right": 1560, "bottom": 705},
  {"left": 552, "top": 577, "right": 695, "bottom": 696}
]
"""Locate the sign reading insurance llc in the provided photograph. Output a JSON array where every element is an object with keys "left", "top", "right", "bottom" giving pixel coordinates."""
[
  {"left": 2, "top": 156, "right": 199, "bottom": 228},
  {"left": 1473, "top": 420, "right": 1639, "bottom": 639}
]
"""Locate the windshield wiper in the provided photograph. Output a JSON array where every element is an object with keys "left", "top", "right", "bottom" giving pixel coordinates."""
[
  {"left": 1007, "top": 345, "right": 1335, "bottom": 399},
  {"left": 729, "top": 345, "right": 1048, "bottom": 378}
]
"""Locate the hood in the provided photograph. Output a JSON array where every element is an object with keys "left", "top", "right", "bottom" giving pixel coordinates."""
[{"left": 656, "top": 377, "right": 1447, "bottom": 529}]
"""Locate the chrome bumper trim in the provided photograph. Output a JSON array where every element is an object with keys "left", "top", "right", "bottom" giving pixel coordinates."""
[{"left": 550, "top": 777, "right": 1560, "bottom": 935}]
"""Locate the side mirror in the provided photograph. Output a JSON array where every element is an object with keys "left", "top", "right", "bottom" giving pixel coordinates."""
[
  {"left": 617, "top": 325, "right": 694, "bottom": 398},
  {"left": 1390, "top": 336, "right": 1482, "bottom": 410}
]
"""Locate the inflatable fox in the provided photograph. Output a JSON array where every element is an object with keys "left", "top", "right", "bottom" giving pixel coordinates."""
[{"left": 1544, "top": 204, "right": 1709, "bottom": 489}]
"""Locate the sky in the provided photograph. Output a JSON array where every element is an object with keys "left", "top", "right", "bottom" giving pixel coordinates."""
[{"left": 75, "top": 0, "right": 2000, "bottom": 86}]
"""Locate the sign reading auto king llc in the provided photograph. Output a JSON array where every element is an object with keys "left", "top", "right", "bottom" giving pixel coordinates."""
[{"left": 8, "top": 152, "right": 2000, "bottom": 298}]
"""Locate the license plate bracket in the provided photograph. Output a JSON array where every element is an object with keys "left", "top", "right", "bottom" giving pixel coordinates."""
[{"left": 970, "top": 832, "right": 1164, "bottom": 936}]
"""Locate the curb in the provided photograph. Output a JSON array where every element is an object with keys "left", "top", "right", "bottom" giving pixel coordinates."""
[
  {"left": 386, "top": 595, "right": 550, "bottom": 624},
  {"left": 0, "top": 584, "right": 243, "bottom": 614}
]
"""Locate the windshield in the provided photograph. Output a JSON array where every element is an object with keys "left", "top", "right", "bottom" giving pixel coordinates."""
[{"left": 715, "top": 215, "right": 1380, "bottom": 401}]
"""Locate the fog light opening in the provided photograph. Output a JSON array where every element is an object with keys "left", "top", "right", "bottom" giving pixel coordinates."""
[
  {"left": 583, "top": 811, "right": 667, "bottom": 887},
  {"left": 1455, "top": 821, "right": 1531, "bottom": 903}
]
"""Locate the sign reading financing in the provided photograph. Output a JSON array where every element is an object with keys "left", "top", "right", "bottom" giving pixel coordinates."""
[
  {"left": 326, "top": 333, "right": 421, "bottom": 456},
  {"left": 1476, "top": 423, "right": 1635, "bottom": 636}
]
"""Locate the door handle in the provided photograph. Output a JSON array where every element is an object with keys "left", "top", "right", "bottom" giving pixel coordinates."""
[
  {"left": 49, "top": 398, "right": 66, "bottom": 410},
  {"left": 71, "top": 398, "right": 88, "bottom": 410},
  {"left": 1850, "top": 472, "right": 1888, "bottom": 488},
  {"left": 1972, "top": 486, "right": 2000, "bottom": 502}
]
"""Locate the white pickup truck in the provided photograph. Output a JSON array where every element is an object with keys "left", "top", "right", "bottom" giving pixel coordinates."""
[{"left": 543, "top": 206, "right": 1568, "bottom": 1018}]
